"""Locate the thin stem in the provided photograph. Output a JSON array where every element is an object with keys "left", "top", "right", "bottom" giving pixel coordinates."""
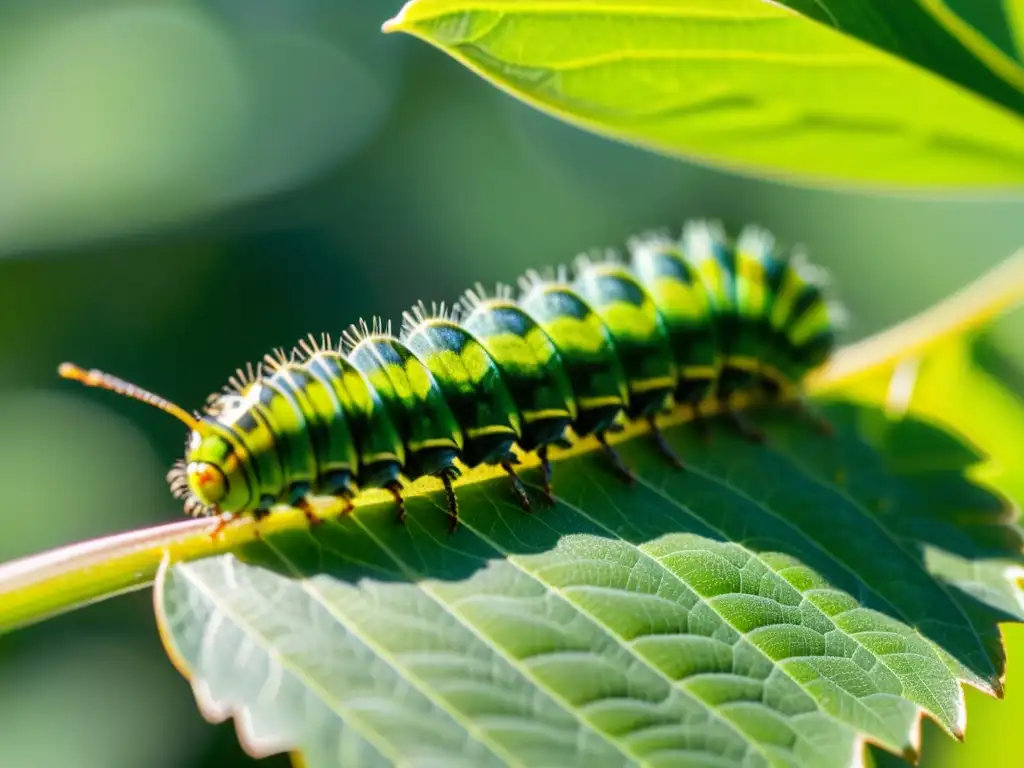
[
  {"left": 0, "top": 513, "right": 269, "bottom": 634},
  {"left": 809, "top": 249, "right": 1024, "bottom": 391}
]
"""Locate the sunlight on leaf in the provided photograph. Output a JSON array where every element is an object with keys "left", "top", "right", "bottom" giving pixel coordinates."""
[
  {"left": 154, "top": 394, "right": 1021, "bottom": 767},
  {"left": 146, "top": 250, "right": 1024, "bottom": 766},
  {"left": 382, "top": 0, "right": 1024, "bottom": 189},
  {"left": 0, "top": 249, "right": 1021, "bottom": 766},
  {"left": 777, "top": 0, "right": 1024, "bottom": 115}
]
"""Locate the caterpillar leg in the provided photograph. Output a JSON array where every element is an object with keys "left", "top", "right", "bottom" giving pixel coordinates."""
[
  {"left": 296, "top": 497, "right": 322, "bottom": 527},
  {"left": 647, "top": 414, "right": 685, "bottom": 470},
  {"left": 536, "top": 446, "right": 556, "bottom": 508},
  {"left": 386, "top": 481, "right": 407, "bottom": 525},
  {"left": 439, "top": 467, "right": 460, "bottom": 534},
  {"left": 318, "top": 471, "right": 358, "bottom": 517},
  {"left": 597, "top": 431, "right": 637, "bottom": 485},
  {"left": 209, "top": 510, "right": 234, "bottom": 540},
  {"left": 501, "top": 460, "right": 533, "bottom": 512},
  {"left": 210, "top": 507, "right": 266, "bottom": 540},
  {"left": 224, "top": 507, "right": 269, "bottom": 541}
]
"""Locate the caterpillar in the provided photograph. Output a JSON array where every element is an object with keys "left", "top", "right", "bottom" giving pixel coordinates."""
[{"left": 59, "top": 220, "right": 844, "bottom": 535}]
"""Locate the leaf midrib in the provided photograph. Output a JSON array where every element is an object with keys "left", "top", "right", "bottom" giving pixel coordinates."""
[
  {"left": 353, "top": 504, "right": 775, "bottom": 767},
  {"left": 372, "top": 473, "right": 849, "bottom": 765},
  {"left": 212, "top": 434, "right": 957, "bottom": 764},
  {"left": 276, "top": 483, "right": 784, "bottom": 766},
  {"left": 488, "top": 49, "right": 881, "bottom": 69}
]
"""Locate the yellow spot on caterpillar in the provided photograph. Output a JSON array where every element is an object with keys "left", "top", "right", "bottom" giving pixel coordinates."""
[
  {"left": 521, "top": 408, "right": 573, "bottom": 423},
  {"left": 726, "top": 355, "right": 760, "bottom": 373},
  {"left": 629, "top": 376, "right": 678, "bottom": 393},
  {"left": 577, "top": 395, "right": 629, "bottom": 410},
  {"left": 681, "top": 365, "right": 718, "bottom": 379}
]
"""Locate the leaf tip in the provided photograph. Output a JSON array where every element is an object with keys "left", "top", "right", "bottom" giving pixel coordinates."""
[{"left": 381, "top": 3, "right": 411, "bottom": 34}]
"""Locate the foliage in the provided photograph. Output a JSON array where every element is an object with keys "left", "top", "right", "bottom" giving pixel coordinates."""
[
  {"left": 0, "top": 4, "right": 1022, "bottom": 768},
  {"left": 1, "top": 253, "right": 1021, "bottom": 766},
  {"left": 154, "top": 401, "right": 1019, "bottom": 767},
  {"left": 383, "top": 0, "right": 1024, "bottom": 188}
]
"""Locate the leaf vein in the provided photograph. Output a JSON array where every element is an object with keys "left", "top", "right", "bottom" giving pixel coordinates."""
[
  {"left": 762, "top": 439, "right": 996, "bottom": 682},
  {"left": 173, "top": 561, "right": 402, "bottom": 764},
  {"left": 258, "top": 538, "right": 526, "bottom": 768},
  {"left": 569, "top": 464, "right": 912, "bottom": 747}
]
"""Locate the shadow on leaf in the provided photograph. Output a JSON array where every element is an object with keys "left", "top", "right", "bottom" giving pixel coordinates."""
[{"left": 157, "top": 399, "right": 1022, "bottom": 767}]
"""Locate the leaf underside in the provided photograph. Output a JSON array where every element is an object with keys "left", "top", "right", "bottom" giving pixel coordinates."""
[
  {"left": 780, "top": 0, "right": 1024, "bottom": 118},
  {"left": 157, "top": 398, "right": 1024, "bottom": 768},
  {"left": 383, "top": 0, "right": 1024, "bottom": 187}
]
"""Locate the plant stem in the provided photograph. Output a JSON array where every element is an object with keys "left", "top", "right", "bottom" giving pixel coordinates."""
[
  {"left": 0, "top": 517, "right": 232, "bottom": 633},
  {"left": 810, "top": 248, "right": 1024, "bottom": 390}
]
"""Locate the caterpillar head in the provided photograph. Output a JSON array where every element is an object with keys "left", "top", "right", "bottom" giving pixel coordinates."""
[
  {"left": 171, "top": 416, "right": 251, "bottom": 515},
  {"left": 59, "top": 362, "right": 252, "bottom": 517}
]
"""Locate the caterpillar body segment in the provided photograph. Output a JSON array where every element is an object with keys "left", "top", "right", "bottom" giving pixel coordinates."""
[
  {"left": 458, "top": 292, "right": 578, "bottom": 452},
  {"left": 628, "top": 233, "right": 719, "bottom": 408},
  {"left": 59, "top": 220, "right": 844, "bottom": 533},
  {"left": 517, "top": 275, "right": 629, "bottom": 440},
  {"left": 347, "top": 332, "right": 463, "bottom": 480},
  {"left": 400, "top": 312, "right": 521, "bottom": 468},
  {"left": 572, "top": 254, "right": 678, "bottom": 421}
]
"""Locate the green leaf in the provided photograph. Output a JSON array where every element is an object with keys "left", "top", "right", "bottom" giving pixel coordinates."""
[
  {"left": 1, "top": 255, "right": 1021, "bottom": 766},
  {"left": 382, "top": 0, "right": 1024, "bottom": 188},
  {"left": 779, "top": 0, "right": 1024, "bottom": 116},
  {"left": 1011, "top": 0, "right": 1024, "bottom": 61},
  {"left": 146, "top": 258, "right": 1023, "bottom": 767},
  {"left": 153, "top": 395, "right": 1022, "bottom": 767}
]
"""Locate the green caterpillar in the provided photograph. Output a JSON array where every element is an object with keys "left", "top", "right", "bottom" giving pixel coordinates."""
[{"left": 60, "top": 220, "right": 845, "bottom": 533}]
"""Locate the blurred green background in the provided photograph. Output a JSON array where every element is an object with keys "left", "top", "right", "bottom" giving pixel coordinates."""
[{"left": 0, "top": 1, "right": 1021, "bottom": 766}]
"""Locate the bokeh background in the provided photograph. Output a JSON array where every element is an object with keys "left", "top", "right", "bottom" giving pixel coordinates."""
[{"left": 0, "top": 2, "right": 1022, "bottom": 766}]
